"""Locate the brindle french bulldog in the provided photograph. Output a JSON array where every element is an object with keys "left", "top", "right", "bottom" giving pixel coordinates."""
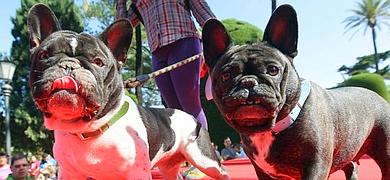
[
  {"left": 28, "top": 3, "right": 229, "bottom": 179},
  {"left": 202, "top": 4, "right": 390, "bottom": 180}
]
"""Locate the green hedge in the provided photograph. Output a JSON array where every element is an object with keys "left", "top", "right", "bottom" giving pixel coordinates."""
[
  {"left": 221, "top": 19, "right": 263, "bottom": 45},
  {"left": 338, "top": 73, "right": 390, "bottom": 103}
]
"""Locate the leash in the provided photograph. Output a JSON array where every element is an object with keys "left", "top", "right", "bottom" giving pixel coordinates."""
[{"left": 124, "top": 53, "right": 203, "bottom": 88}]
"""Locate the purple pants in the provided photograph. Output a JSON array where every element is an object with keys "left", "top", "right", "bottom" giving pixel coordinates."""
[{"left": 152, "top": 37, "right": 207, "bottom": 128}]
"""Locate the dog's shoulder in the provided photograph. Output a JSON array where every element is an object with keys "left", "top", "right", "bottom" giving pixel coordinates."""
[{"left": 133, "top": 105, "right": 176, "bottom": 157}]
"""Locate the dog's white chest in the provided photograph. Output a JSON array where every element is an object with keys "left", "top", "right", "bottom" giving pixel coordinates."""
[
  {"left": 249, "top": 132, "right": 278, "bottom": 174},
  {"left": 249, "top": 132, "right": 297, "bottom": 178},
  {"left": 53, "top": 100, "right": 152, "bottom": 179}
]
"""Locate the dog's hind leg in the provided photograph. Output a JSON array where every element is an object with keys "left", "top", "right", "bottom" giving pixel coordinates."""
[
  {"left": 342, "top": 161, "right": 358, "bottom": 180},
  {"left": 366, "top": 124, "right": 390, "bottom": 180},
  {"left": 182, "top": 127, "right": 230, "bottom": 180},
  {"left": 369, "top": 143, "right": 390, "bottom": 179},
  {"left": 157, "top": 153, "right": 186, "bottom": 180}
]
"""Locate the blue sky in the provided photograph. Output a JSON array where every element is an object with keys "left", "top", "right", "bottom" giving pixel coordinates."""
[{"left": 1, "top": 0, "right": 390, "bottom": 88}]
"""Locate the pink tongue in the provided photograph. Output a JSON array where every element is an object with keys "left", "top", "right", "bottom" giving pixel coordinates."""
[{"left": 52, "top": 76, "right": 79, "bottom": 93}]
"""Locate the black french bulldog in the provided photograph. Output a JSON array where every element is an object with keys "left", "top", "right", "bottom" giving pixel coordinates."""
[
  {"left": 202, "top": 4, "right": 390, "bottom": 180},
  {"left": 28, "top": 3, "right": 229, "bottom": 179}
]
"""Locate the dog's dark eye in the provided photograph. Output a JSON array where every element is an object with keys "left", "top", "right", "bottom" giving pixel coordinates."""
[
  {"left": 38, "top": 50, "right": 49, "bottom": 60},
  {"left": 221, "top": 72, "right": 231, "bottom": 82},
  {"left": 92, "top": 58, "right": 105, "bottom": 67},
  {"left": 266, "top": 65, "right": 279, "bottom": 76}
]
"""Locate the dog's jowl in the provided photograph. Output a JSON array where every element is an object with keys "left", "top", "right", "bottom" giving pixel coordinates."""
[
  {"left": 202, "top": 4, "right": 390, "bottom": 180},
  {"left": 28, "top": 3, "right": 229, "bottom": 179}
]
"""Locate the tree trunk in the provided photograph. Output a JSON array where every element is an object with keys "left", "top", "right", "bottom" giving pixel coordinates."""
[
  {"left": 271, "top": 0, "right": 277, "bottom": 13},
  {"left": 135, "top": 26, "right": 143, "bottom": 104},
  {"left": 371, "top": 27, "right": 379, "bottom": 73}
]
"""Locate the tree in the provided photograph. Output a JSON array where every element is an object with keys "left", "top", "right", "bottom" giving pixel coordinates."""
[
  {"left": 81, "top": 0, "right": 116, "bottom": 34},
  {"left": 343, "top": 0, "right": 390, "bottom": 73},
  {"left": 4, "top": 0, "right": 83, "bottom": 153},
  {"left": 220, "top": 19, "right": 263, "bottom": 45},
  {"left": 338, "top": 50, "right": 390, "bottom": 78}
]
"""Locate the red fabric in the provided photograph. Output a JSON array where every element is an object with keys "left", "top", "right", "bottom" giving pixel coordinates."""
[
  {"left": 199, "top": 60, "right": 209, "bottom": 78},
  {"left": 152, "top": 156, "right": 381, "bottom": 179},
  {"left": 29, "top": 160, "right": 41, "bottom": 177}
]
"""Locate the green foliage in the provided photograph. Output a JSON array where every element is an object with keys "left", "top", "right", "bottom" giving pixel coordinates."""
[
  {"left": 338, "top": 73, "right": 390, "bottom": 103},
  {"left": 338, "top": 50, "right": 390, "bottom": 78},
  {"left": 221, "top": 18, "right": 263, "bottom": 45},
  {"left": 343, "top": 0, "right": 390, "bottom": 34},
  {"left": 4, "top": 0, "right": 84, "bottom": 153},
  {"left": 81, "top": 0, "right": 116, "bottom": 34}
]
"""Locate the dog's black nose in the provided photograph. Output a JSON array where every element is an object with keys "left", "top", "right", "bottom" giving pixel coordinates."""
[
  {"left": 240, "top": 77, "right": 258, "bottom": 89},
  {"left": 59, "top": 60, "right": 81, "bottom": 74},
  {"left": 64, "top": 66, "right": 72, "bottom": 75}
]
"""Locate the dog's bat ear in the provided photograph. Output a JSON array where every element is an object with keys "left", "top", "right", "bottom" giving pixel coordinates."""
[
  {"left": 202, "top": 19, "right": 231, "bottom": 69},
  {"left": 100, "top": 19, "right": 133, "bottom": 65},
  {"left": 263, "top": 4, "right": 298, "bottom": 58},
  {"left": 27, "top": 3, "right": 61, "bottom": 50}
]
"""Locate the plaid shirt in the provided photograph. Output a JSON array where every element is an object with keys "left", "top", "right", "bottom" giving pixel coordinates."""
[{"left": 117, "top": 0, "right": 216, "bottom": 52}]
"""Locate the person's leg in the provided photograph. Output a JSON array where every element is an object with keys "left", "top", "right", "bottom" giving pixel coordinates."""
[
  {"left": 167, "top": 37, "right": 208, "bottom": 128},
  {"left": 152, "top": 48, "right": 181, "bottom": 109}
]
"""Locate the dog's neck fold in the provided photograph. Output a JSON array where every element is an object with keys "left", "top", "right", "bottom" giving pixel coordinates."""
[
  {"left": 272, "top": 80, "right": 311, "bottom": 134},
  {"left": 74, "top": 94, "right": 130, "bottom": 140}
]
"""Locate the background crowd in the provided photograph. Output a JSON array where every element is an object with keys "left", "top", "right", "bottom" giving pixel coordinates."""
[{"left": 0, "top": 152, "right": 57, "bottom": 180}]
